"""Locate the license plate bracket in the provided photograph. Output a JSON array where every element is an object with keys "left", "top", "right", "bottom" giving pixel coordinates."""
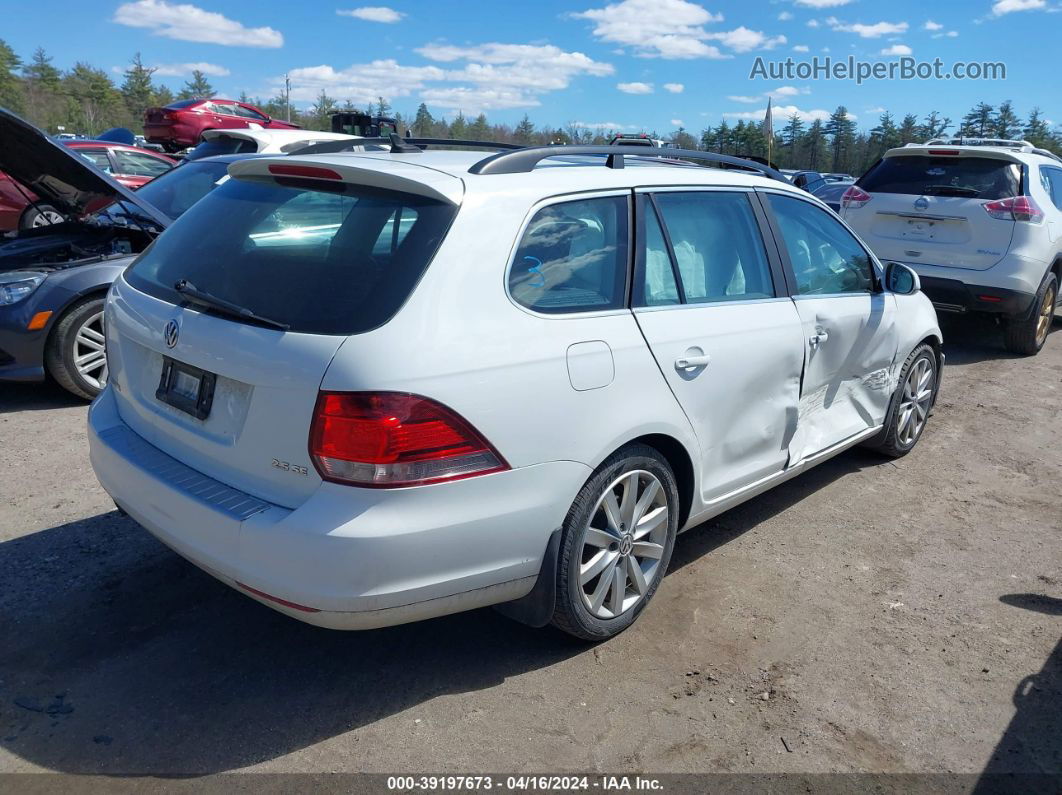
[{"left": 156, "top": 357, "right": 216, "bottom": 420}]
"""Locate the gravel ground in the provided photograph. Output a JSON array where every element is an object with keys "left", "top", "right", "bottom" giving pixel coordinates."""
[{"left": 0, "top": 314, "right": 1059, "bottom": 778}]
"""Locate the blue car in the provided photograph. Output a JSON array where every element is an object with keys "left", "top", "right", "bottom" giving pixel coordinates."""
[{"left": 0, "top": 109, "right": 266, "bottom": 399}]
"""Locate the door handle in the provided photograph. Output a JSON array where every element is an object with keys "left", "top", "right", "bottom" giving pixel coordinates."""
[
  {"left": 808, "top": 329, "right": 829, "bottom": 349},
  {"left": 675, "top": 354, "right": 711, "bottom": 370}
]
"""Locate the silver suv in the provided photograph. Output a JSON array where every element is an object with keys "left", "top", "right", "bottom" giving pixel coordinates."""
[{"left": 842, "top": 138, "right": 1062, "bottom": 354}]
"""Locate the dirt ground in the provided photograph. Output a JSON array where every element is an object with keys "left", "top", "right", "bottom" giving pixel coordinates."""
[{"left": 0, "top": 314, "right": 1059, "bottom": 779}]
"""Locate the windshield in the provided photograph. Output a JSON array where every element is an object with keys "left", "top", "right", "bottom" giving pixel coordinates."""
[
  {"left": 860, "top": 156, "right": 1021, "bottom": 200},
  {"left": 125, "top": 177, "right": 457, "bottom": 335}
]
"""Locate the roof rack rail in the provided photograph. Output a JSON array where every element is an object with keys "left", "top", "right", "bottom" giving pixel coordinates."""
[
  {"left": 468, "top": 145, "right": 789, "bottom": 182},
  {"left": 924, "top": 137, "right": 1035, "bottom": 149},
  {"left": 289, "top": 135, "right": 522, "bottom": 156}
]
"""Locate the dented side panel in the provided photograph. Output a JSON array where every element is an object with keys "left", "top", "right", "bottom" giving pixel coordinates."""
[
  {"left": 788, "top": 292, "right": 899, "bottom": 463},
  {"left": 634, "top": 299, "right": 805, "bottom": 503}
]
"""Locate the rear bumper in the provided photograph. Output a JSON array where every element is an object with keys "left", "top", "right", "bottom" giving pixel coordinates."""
[
  {"left": 143, "top": 122, "right": 199, "bottom": 148},
  {"left": 917, "top": 276, "right": 1037, "bottom": 318},
  {"left": 87, "top": 386, "right": 588, "bottom": 630}
]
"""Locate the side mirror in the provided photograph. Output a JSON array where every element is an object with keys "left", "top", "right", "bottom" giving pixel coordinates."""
[{"left": 885, "top": 261, "right": 920, "bottom": 295}]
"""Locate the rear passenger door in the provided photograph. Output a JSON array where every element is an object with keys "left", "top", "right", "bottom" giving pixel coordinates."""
[
  {"left": 632, "top": 189, "right": 805, "bottom": 503},
  {"left": 761, "top": 191, "right": 899, "bottom": 463}
]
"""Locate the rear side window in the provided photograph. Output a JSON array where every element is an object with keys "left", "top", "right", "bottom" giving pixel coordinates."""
[
  {"left": 125, "top": 178, "right": 457, "bottom": 335},
  {"left": 860, "top": 156, "right": 1020, "bottom": 200},
  {"left": 650, "top": 192, "right": 775, "bottom": 303},
  {"left": 185, "top": 136, "right": 258, "bottom": 160},
  {"left": 1041, "top": 166, "right": 1062, "bottom": 211},
  {"left": 509, "top": 196, "right": 629, "bottom": 314}
]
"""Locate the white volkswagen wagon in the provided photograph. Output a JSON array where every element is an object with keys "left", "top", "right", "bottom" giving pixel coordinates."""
[{"left": 88, "top": 141, "right": 943, "bottom": 640}]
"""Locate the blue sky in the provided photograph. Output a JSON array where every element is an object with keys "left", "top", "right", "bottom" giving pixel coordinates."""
[{"left": 4, "top": 0, "right": 1060, "bottom": 134}]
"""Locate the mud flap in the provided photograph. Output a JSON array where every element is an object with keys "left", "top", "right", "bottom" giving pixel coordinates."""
[{"left": 493, "top": 528, "right": 561, "bottom": 628}]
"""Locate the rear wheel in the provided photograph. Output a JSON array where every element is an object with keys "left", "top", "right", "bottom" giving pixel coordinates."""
[
  {"left": 1004, "top": 272, "right": 1056, "bottom": 355},
  {"left": 550, "top": 444, "right": 678, "bottom": 641},
  {"left": 45, "top": 296, "right": 108, "bottom": 401},
  {"left": 19, "top": 204, "right": 64, "bottom": 230}
]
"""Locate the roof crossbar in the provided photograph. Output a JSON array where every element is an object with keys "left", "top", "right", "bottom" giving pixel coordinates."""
[{"left": 467, "top": 145, "right": 790, "bottom": 182}]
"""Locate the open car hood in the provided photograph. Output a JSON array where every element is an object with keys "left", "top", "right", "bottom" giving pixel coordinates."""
[{"left": 0, "top": 108, "right": 171, "bottom": 229}]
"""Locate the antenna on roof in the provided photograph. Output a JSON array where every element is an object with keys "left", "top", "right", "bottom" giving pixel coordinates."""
[{"left": 389, "top": 133, "right": 421, "bottom": 153}]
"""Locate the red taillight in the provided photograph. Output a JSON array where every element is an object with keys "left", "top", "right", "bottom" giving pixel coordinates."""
[
  {"left": 309, "top": 392, "right": 509, "bottom": 488},
  {"left": 268, "top": 164, "right": 342, "bottom": 180},
  {"left": 927, "top": 149, "right": 960, "bottom": 156},
  {"left": 983, "top": 195, "right": 1044, "bottom": 223},
  {"left": 841, "top": 185, "right": 872, "bottom": 209}
]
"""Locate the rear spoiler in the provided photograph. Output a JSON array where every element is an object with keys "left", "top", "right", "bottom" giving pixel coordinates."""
[{"left": 226, "top": 156, "right": 465, "bottom": 205}]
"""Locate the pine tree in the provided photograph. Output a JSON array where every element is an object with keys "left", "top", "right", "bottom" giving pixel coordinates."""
[
  {"left": 897, "top": 113, "right": 920, "bottom": 144},
  {"left": 375, "top": 96, "right": 392, "bottom": 117},
  {"left": 960, "top": 102, "right": 994, "bottom": 137},
  {"left": 412, "top": 103, "right": 434, "bottom": 135},
  {"left": 178, "top": 70, "right": 214, "bottom": 100},
  {"left": 0, "top": 39, "right": 23, "bottom": 112},
  {"left": 449, "top": 111, "right": 467, "bottom": 139},
  {"left": 514, "top": 114, "right": 535, "bottom": 145},
  {"left": 309, "top": 89, "right": 337, "bottom": 131},
  {"left": 781, "top": 113, "right": 805, "bottom": 148},
  {"left": 22, "top": 47, "right": 62, "bottom": 131},
  {"left": 121, "top": 53, "right": 157, "bottom": 126},
  {"left": 804, "top": 119, "right": 828, "bottom": 170},
  {"left": 468, "top": 112, "right": 490, "bottom": 140},
  {"left": 825, "top": 106, "right": 857, "bottom": 173},
  {"left": 24, "top": 47, "right": 60, "bottom": 88},
  {"left": 63, "top": 62, "right": 123, "bottom": 134},
  {"left": 152, "top": 85, "right": 174, "bottom": 108},
  {"left": 917, "top": 110, "right": 950, "bottom": 141},
  {"left": 993, "top": 100, "right": 1020, "bottom": 140},
  {"left": 1023, "top": 108, "right": 1052, "bottom": 148}
]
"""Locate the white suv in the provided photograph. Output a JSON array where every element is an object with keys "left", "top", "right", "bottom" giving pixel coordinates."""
[
  {"left": 842, "top": 138, "right": 1062, "bottom": 355},
  {"left": 88, "top": 142, "right": 942, "bottom": 640}
]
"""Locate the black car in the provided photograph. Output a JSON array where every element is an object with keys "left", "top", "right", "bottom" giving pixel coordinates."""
[{"left": 0, "top": 109, "right": 265, "bottom": 399}]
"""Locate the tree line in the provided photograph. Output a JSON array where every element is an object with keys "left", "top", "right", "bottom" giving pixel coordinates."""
[{"left": 1, "top": 39, "right": 1058, "bottom": 176}]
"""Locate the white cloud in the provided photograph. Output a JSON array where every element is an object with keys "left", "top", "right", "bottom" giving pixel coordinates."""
[
  {"left": 663, "top": 82, "right": 685, "bottom": 92},
  {"left": 705, "top": 26, "right": 787, "bottom": 52},
  {"left": 828, "top": 19, "right": 910, "bottom": 38},
  {"left": 806, "top": 19, "right": 820, "bottom": 27},
  {"left": 152, "top": 61, "right": 230, "bottom": 77},
  {"left": 336, "top": 6, "right": 405, "bottom": 23},
  {"left": 778, "top": 11, "right": 793, "bottom": 20},
  {"left": 283, "top": 43, "right": 613, "bottom": 113},
  {"left": 725, "top": 103, "right": 843, "bottom": 124},
  {"left": 572, "top": 0, "right": 729, "bottom": 59},
  {"left": 923, "top": 19, "right": 944, "bottom": 30},
  {"left": 671, "top": 118, "right": 684, "bottom": 126},
  {"left": 865, "top": 105, "right": 887, "bottom": 113},
  {"left": 113, "top": 0, "right": 283, "bottom": 47},
  {"left": 767, "top": 85, "right": 809, "bottom": 99},
  {"left": 880, "top": 44, "right": 912, "bottom": 55},
  {"left": 572, "top": 120, "right": 638, "bottom": 129},
  {"left": 727, "top": 94, "right": 762, "bottom": 103},
  {"left": 991, "top": 0, "right": 1046, "bottom": 14},
  {"left": 795, "top": 0, "right": 853, "bottom": 6},
  {"left": 792, "top": 44, "right": 810, "bottom": 52},
  {"left": 617, "top": 81, "right": 654, "bottom": 93}
]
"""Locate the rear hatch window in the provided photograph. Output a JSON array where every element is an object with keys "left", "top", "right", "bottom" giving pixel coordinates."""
[
  {"left": 125, "top": 176, "right": 457, "bottom": 335},
  {"left": 185, "top": 136, "right": 259, "bottom": 160},
  {"left": 860, "top": 155, "right": 1020, "bottom": 200}
]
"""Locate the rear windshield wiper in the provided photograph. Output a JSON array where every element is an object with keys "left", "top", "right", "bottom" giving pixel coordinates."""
[
  {"left": 921, "top": 185, "right": 981, "bottom": 198},
  {"left": 173, "top": 279, "right": 290, "bottom": 331}
]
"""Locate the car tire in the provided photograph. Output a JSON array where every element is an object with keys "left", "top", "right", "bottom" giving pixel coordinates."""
[
  {"left": 1004, "top": 272, "right": 1057, "bottom": 356},
  {"left": 45, "top": 296, "right": 108, "bottom": 401},
  {"left": 867, "top": 343, "right": 938, "bottom": 459},
  {"left": 19, "top": 204, "right": 64, "bottom": 230},
  {"left": 550, "top": 444, "right": 679, "bottom": 641}
]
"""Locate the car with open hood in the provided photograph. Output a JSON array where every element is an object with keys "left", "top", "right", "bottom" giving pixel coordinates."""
[{"left": 0, "top": 108, "right": 261, "bottom": 399}]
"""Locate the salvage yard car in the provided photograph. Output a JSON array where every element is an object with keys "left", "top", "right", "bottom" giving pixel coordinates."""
[
  {"left": 842, "top": 137, "right": 1062, "bottom": 354},
  {"left": 183, "top": 128, "right": 374, "bottom": 161},
  {"left": 0, "top": 109, "right": 264, "bottom": 399},
  {"left": 88, "top": 140, "right": 943, "bottom": 640},
  {"left": 143, "top": 98, "right": 301, "bottom": 153}
]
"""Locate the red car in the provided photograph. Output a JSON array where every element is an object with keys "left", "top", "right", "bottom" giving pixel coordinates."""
[
  {"left": 143, "top": 98, "right": 301, "bottom": 152},
  {"left": 0, "top": 140, "right": 176, "bottom": 231}
]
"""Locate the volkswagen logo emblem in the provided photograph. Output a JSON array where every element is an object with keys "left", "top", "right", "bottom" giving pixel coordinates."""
[
  {"left": 164, "top": 319, "right": 180, "bottom": 349},
  {"left": 914, "top": 196, "right": 929, "bottom": 211}
]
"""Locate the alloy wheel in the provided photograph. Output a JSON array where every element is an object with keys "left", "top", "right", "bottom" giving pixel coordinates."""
[
  {"left": 73, "top": 311, "right": 108, "bottom": 389},
  {"left": 31, "top": 209, "right": 64, "bottom": 227},
  {"left": 578, "top": 470, "right": 669, "bottom": 620},
  {"left": 896, "top": 356, "right": 934, "bottom": 447},
  {"left": 1035, "top": 284, "right": 1056, "bottom": 348}
]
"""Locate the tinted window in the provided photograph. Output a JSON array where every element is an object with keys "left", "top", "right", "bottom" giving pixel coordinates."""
[
  {"left": 77, "top": 149, "right": 112, "bottom": 172},
  {"left": 767, "top": 193, "right": 875, "bottom": 295},
  {"left": 128, "top": 160, "right": 229, "bottom": 219},
  {"left": 652, "top": 192, "right": 775, "bottom": 303},
  {"left": 1041, "top": 167, "right": 1062, "bottom": 211},
  {"left": 509, "top": 196, "right": 629, "bottom": 314},
  {"left": 185, "top": 136, "right": 259, "bottom": 160},
  {"left": 860, "top": 156, "right": 1020, "bottom": 200},
  {"left": 641, "top": 204, "right": 679, "bottom": 306},
  {"left": 164, "top": 100, "right": 202, "bottom": 110},
  {"left": 126, "top": 179, "right": 457, "bottom": 335},
  {"left": 232, "top": 104, "right": 267, "bottom": 121},
  {"left": 113, "top": 150, "right": 172, "bottom": 178}
]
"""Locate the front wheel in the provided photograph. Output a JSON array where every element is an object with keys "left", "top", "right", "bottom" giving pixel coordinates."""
[
  {"left": 550, "top": 444, "right": 679, "bottom": 641},
  {"left": 867, "top": 343, "right": 938, "bottom": 459},
  {"left": 45, "top": 296, "right": 108, "bottom": 400},
  {"left": 20, "top": 204, "right": 64, "bottom": 230}
]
